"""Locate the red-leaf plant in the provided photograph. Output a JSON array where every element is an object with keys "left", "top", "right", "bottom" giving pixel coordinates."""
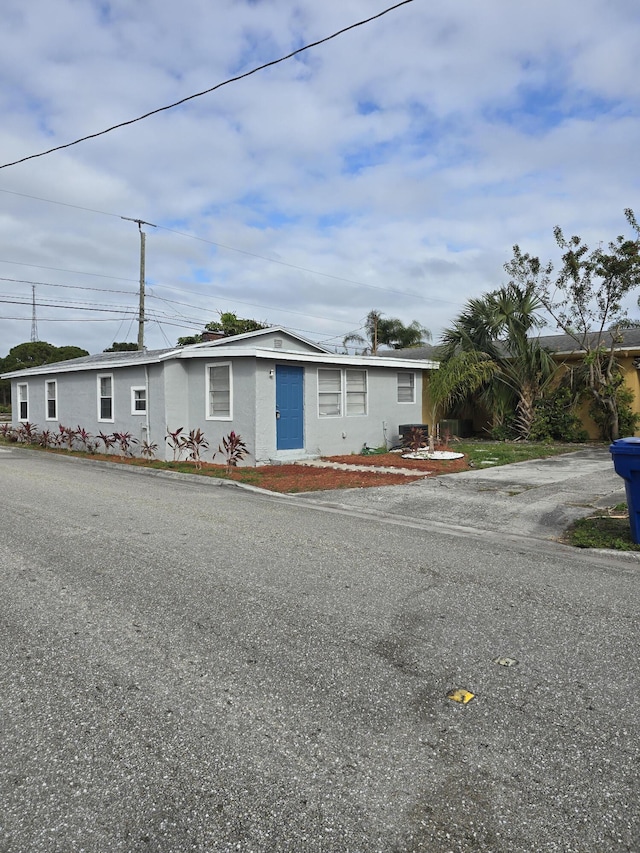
[
  {"left": 75, "top": 425, "right": 93, "bottom": 449},
  {"left": 58, "top": 424, "right": 78, "bottom": 450},
  {"left": 112, "top": 431, "right": 138, "bottom": 457},
  {"left": 17, "top": 421, "right": 39, "bottom": 444},
  {"left": 140, "top": 440, "right": 158, "bottom": 460},
  {"left": 97, "top": 431, "right": 116, "bottom": 452},
  {"left": 402, "top": 426, "right": 427, "bottom": 453},
  {"left": 182, "top": 428, "right": 209, "bottom": 470},
  {"left": 217, "top": 431, "right": 249, "bottom": 471},
  {"left": 164, "top": 427, "right": 185, "bottom": 461},
  {"left": 38, "top": 429, "right": 54, "bottom": 448}
]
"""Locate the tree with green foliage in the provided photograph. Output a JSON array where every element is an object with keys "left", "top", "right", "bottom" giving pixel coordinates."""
[
  {"left": 505, "top": 209, "right": 640, "bottom": 440},
  {"left": 103, "top": 342, "right": 139, "bottom": 352},
  {"left": 177, "top": 312, "right": 269, "bottom": 346},
  {"left": 427, "top": 350, "right": 499, "bottom": 436},
  {"left": 438, "top": 284, "right": 557, "bottom": 439},
  {"left": 1, "top": 341, "right": 89, "bottom": 371},
  {"left": 343, "top": 310, "right": 430, "bottom": 354},
  {"left": 0, "top": 341, "right": 90, "bottom": 407}
]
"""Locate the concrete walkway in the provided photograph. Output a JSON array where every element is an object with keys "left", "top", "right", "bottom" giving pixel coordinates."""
[
  {"left": 299, "top": 447, "right": 626, "bottom": 542},
  {"left": 294, "top": 458, "right": 431, "bottom": 476}
]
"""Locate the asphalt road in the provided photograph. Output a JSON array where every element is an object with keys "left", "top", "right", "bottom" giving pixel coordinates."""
[{"left": 0, "top": 448, "right": 638, "bottom": 852}]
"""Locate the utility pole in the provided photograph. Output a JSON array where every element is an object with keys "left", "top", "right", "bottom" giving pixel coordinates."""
[
  {"left": 121, "top": 216, "right": 157, "bottom": 350},
  {"left": 30, "top": 285, "right": 38, "bottom": 342}
]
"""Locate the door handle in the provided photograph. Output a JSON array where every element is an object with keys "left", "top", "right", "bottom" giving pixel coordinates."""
[{"left": 275, "top": 410, "right": 280, "bottom": 419}]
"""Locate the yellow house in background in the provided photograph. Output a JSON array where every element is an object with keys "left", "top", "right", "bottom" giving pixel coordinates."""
[
  {"left": 384, "top": 329, "right": 640, "bottom": 440},
  {"left": 538, "top": 331, "right": 640, "bottom": 439}
]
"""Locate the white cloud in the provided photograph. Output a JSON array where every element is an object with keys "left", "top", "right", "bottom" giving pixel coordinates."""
[{"left": 0, "top": 0, "right": 638, "bottom": 358}]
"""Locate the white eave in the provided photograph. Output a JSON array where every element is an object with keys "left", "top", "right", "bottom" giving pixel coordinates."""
[
  {"left": 1, "top": 345, "right": 438, "bottom": 379},
  {"left": 174, "top": 346, "right": 439, "bottom": 369}
]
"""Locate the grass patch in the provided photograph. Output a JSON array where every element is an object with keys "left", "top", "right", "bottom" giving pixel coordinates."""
[
  {"left": 456, "top": 440, "right": 594, "bottom": 468},
  {"left": 565, "top": 505, "right": 640, "bottom": 551}
]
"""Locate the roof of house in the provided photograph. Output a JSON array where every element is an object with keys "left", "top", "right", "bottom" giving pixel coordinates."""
[
  {"left": 2, "top": 326, "right": 439, "bottom": 379},
  {"left": 381, "top": 328, "right": 640, "bottom": 361}
]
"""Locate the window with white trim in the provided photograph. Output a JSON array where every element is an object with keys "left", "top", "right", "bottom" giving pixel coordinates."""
[
  {"left": 345, "top": 369, "right": 367, "bottom": 416},
  {"left": 131, "top": 386, "right": 146, "bottom": 415},
  {"left": 18, "top": 383, "right": 28, "bottom": 421},
  {"left": 318, "top": 368, "right": 342, "bottom": 417},
  {"left": 207, "top": 363, "right": 232, "bottom": 419},
  {"left": 397, "top": 371, "right": 415, "bottom": 403},
  {"left": 45, "top": 380, "right": 57, "bottom": 421},
  {"left": 97, "top": 374, "right": 114, "bottom": 422}
]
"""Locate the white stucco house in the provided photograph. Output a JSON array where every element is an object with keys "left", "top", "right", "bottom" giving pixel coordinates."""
[{"left": 1, "top": 327, "right": 438, "bottom": 465}]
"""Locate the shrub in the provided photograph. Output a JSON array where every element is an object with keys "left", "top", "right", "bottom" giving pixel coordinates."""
[
  {"left": 140, "top": 440, "right": 158, "bottom": 460},
  {"left": 402, "top": 426, "right": 427, "bottom": 452},
  {"left": 529, "top": 387, "right": 587, "bottom": 443},
  {"left": 182, "top": 428, "right": 209, "bottom": 469},
  {"left": 217, "top": 431, "right": 249, "bottom": 470},
  {"left": 165, "top": 427, "right": 185, "bottom": 461},
  {"left": 589, "top": 384, "right": 640, "bottom": 440}
]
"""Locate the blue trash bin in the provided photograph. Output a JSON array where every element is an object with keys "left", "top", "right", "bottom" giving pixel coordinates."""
[{"left": 609, "top": 437, "right": 640, "bottom": 543}]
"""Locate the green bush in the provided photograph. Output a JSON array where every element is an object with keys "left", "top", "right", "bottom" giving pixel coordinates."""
[
  {"left": 589, "top": 384, "right": 640, "bottom": 440},
  {"left": 529, "top": 387, "right": 587, "bottom": 443},
  {"left": 488, "top": 417, "right": 518, "bottom": 441}
]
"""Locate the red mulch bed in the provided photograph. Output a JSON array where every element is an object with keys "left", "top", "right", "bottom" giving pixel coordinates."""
[{"left": 29, "top": 447, "right": 470, "bottom": 494}]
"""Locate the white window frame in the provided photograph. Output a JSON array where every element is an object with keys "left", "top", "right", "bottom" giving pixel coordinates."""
[
  {"left": 397, "top": 371, "right": 416, "bottom": 404},
  {"left": 318, "top": 368, "right": 342, "bottom": 417},
  {"left": 45, "top": 379, "right": 57, "bottom": 422},
  {"left": 345, "top": 369, "right": 368, "bottom": 417},
  {"left": 206, "top": 362, "right": 233, "bottom": 420},
  {"left": 17, "top": 383, "right": 29, "bottom": 422},
  {"left": 97, "top": 373, "right": 114, "bottom": 422},
  {"left": 131, "top": 386, "right": 147, "bottom": 415}
]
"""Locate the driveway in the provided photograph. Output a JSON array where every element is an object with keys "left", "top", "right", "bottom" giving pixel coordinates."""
[{"left": 301, "top": 447, "right": 626, "bottom": 543}]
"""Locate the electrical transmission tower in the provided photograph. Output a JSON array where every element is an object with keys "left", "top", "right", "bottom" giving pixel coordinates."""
[{"left": 30, "top": 285, "right": 39, "bottom": 342}]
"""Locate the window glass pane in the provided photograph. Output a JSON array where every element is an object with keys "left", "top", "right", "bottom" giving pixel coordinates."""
[
  {"left": 98, "top": 376, "right": 113, "bottom": 420},
  {"left": 318, "top": 369, "right": 341, "bottom": 416},
  {"left": 397, "top": 372, "right": 415, "bottom": 403},
  {"left": 346, "top": 369, "right": 367, "bottom": 416},
  {"left": 134, "top": 389, "right": 146, "bottom": 412},
  {"left": 46, "top": 382, "right": 57, "bottom": 419},
  {"left": 18, "top": 385, "right": 28, "bottom": 420},
  {"left": 209, "top": 365, "right": 231, "bottom": 417},
  {"left": 100, "top": 398, "right": 112, "bottom": 419}
]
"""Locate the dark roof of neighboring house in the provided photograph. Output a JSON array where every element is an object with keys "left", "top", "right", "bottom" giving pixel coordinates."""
[{"left": 383, "top": 328, "right": 640, "bottom": 360}]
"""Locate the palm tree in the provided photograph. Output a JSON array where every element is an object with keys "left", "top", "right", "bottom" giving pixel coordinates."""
[
  {"left": 438, "top": 284, "right": 557, "bottom": 438},
  {"left": 343, "top": 310, "right": 430, "bottom": 354}
]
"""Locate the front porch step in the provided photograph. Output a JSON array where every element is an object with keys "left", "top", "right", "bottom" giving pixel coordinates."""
[{"left": 267, "top": 449, "right": 319, "bottom": 465}]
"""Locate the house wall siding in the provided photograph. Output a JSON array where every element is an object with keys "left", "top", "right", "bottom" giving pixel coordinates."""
[
  {"left": 257, "top": 362, "right": 423, "bottom": 462},
  {"left": 7, "top": 352, "right": 426, "bottom": 465},
  {"left": 181, "top": 357, "right": 258, "bottom": 464},
  {"left": 207, "top": 331, "right": 322, "bottom": 353},
  {"left": 10, "top": 366, "right": 152, "bottom": 439}
]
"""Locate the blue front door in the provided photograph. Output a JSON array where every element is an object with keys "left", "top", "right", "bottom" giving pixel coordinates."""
[{"left": 276, "top": 365, "right": 304, "bottom": 450}]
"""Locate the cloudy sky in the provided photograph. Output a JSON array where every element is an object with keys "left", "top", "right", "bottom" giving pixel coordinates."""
[{"left": 0, "top": 0, "right": 638, "bottom": 356}]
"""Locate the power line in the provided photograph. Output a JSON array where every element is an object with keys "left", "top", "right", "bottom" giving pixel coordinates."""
[
  {"left": 0, "top": 253, "right": 137, "bottom": 282},
  {"left": 0, "top": 274, "right": 361, "bottom": 329},
  {"left": 0, "top": 190, "right": 462, "bottom": 307},
  {"left": 0, "top": 1, "right": 415, "bottom": 170},
  {"left": 0, "top": 275, "right": 135, "bottom": 295}
]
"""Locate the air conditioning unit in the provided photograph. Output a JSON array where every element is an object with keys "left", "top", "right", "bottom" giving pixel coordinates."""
[
  {"left": 399, "top": 424, "right": 429, "bottom": 443},
  {"left": 438, "top": 419, "right": 472, "bottom": 438}
]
